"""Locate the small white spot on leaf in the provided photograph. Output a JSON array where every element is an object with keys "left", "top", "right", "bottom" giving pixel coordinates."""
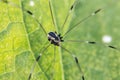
[
  {"left": 30, "top": 0, "right": 34, "bottom": 6},
  {"left": 102, "top": 35, "right": 112, "bottom": 43}
]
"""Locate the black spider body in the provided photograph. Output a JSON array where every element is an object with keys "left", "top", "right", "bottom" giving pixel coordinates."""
[{"left": 48, "top": 32, "right": 64, "bottom": 46}]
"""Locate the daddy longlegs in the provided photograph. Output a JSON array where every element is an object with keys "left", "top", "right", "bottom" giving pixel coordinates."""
[{"left": 1, "top": 0, "right": 119, "bottom": 80}]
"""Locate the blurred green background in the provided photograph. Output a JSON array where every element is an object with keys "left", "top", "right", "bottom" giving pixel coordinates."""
[{"left": 0, "top": 0, "right": 120, "bottom": 80}]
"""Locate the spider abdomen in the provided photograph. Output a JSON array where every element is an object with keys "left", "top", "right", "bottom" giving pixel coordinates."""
[{"left": 48, "top": 32, "right": 63, "bottom": 46}]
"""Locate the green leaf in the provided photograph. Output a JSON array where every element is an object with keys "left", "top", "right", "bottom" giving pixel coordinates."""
[{"left": 0, "top": 0, "right": 120, "bottom": 80}]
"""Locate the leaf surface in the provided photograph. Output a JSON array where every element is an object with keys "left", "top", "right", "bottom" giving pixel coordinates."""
[{"left": 0, "top": 0, "right": 120, "bottom": 80}]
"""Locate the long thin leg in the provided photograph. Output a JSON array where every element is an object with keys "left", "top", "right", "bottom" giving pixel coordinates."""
[
  {"left": 60, "top": 46, "right": 85, "bottom": 80},
  {"left": 64, "top": 40, "right": 119, "bottom": 51},
  {"left": 48, "top": 0, "right": 56, "bottom": 31},
  {"left": 61, "top": 0, "right": 78, "bottom": 32},
  {"left": 42, "top": 46, "right": 56, "bottom": 78},
  {"left": 1, "top": 0, "right": 47, "bottom": 35},
  {"left": 28, "top": 43, "right": 51, "bottom": 80},
  {"left": 34, "top": 46, "right": 56, "bottom": 79},
  {"left": 63, "top": 8, "right": 102, "bottom": 37}
]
